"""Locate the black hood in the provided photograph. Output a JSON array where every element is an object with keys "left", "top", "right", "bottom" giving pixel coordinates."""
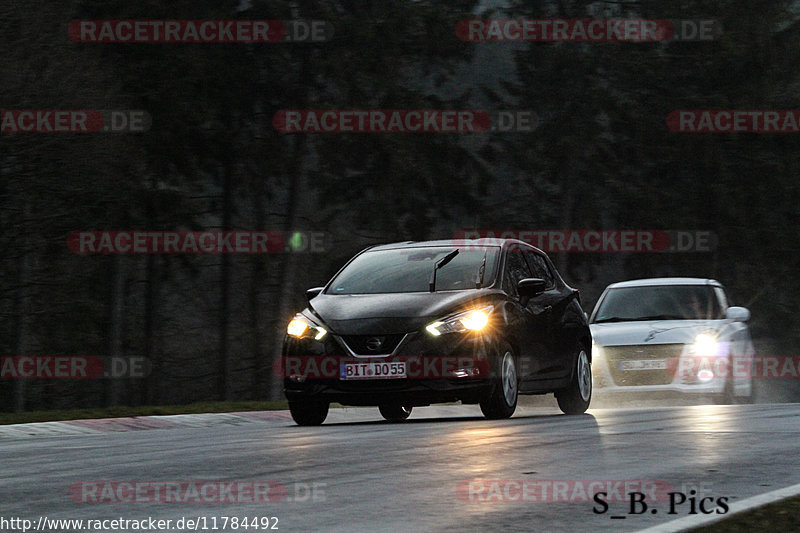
[{"left": 307, "top": 289, "right": 502, "bottom": 335}]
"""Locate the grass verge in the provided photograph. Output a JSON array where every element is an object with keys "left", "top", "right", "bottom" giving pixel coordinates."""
[{"left": 689, "top": 495, "right": 800, "bottom": 532}]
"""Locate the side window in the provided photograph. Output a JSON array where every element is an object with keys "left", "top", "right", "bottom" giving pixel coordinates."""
[
  {"left": 523, "top": 251, "right": 555, "bottom": 289},
  {"left": 503, "top": 248, "right": 532, "bottom": 298}
]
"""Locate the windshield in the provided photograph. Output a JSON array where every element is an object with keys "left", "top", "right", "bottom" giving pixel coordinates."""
[
  {"left": 592, "top": 285, "right": 725, "bottom": 323},
  {"left": 327, "top": 246, "right": 500, "bottom": 294}
]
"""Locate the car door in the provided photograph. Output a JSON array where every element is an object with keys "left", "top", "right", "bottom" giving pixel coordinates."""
[
  {"left": 501, "top": 246, "right": 554, "bottom": 388},
  {"left": 522, "top": 250, "right": 572, "bottom": 379}
]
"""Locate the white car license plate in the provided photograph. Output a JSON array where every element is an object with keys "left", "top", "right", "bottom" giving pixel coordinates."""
[
  {"left": 340, "top": 361, "right": 406, "bottom": 380},
  {"left": 619, "top": 359, "right": 667, "bottom": 371}
]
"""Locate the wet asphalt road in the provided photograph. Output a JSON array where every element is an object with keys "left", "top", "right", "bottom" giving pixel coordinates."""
[{"left": 1, "top": 402, "right": 799, "bottom": 533}]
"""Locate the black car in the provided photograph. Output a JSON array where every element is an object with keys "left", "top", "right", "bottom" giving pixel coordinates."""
[{"left": 281, "top": 238, "right": 592, "bottom": 425}]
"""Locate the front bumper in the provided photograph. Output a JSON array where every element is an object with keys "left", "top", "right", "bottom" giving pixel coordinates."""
[
  {"left": 592, "top": 343, "right": 753, "bottom": 396},
  {"left": 281, "top": 330, "right": 497, "bottom": 406}
]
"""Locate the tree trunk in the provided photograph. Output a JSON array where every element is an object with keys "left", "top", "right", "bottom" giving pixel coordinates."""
[
  {"left": 269, "top": 134, "right": 307, "bottom": 400},
  {"left": 105, "top": 255, "right": 126, "bottom": 406},
  {"left": 218, "top": 158, "right": 234, "bottom": 401},
  {"left": 249, "top": 167, "right": 268, "bottom": 399},
  {"left": 11, "top": 201, "right": 31, "bottom": 413},
  {"left": 142, "top": 253, "right": 160, "bottom": 405}
]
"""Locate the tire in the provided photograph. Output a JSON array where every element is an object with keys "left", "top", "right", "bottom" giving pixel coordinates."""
[
  {"left": 289, "top": 400, "right": 329, "bottom": 426},
  {"left": 556, "top": 346, "right": 592, "bottom": 415},
  {"left": 480, "top": 342, "right": 518, "bottom": 420},
  {"left": 379, "top": 404, "right": 412, "bottom": 422}
]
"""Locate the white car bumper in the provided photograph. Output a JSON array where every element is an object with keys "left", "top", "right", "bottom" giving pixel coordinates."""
[{"left": 591, "top": 343, "right": 753, "bottom": 397}]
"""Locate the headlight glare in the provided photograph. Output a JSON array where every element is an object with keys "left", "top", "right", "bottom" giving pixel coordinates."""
[
  {"left": 460, "top": 310, "right": 489, "bottom": 331},
  {"left": 287, "top": 318, "right": 308, "bottom": 337},
  {"left": 692, "top": 333, "right": 718, "bottom": 357},
  {"left": 287, "top": 316, "right": 327, "bottom": 340},
  {"left": 426, "top": 321, "right": 445, "bottom": 336},
  {"left": 426, "top": 306, "right": 493, "bottom": 336}
]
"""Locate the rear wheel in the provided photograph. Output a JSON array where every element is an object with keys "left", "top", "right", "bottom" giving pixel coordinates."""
[
  {"left": 288, "top": 400, "right": 329, "bottom": 426},
  {"left": 480, "top": 343, "right": 518, "bottom": 419},
  {"left": 379, "top": 404, "right": 412, "bottom": 422},
  {"left": 556, "top": 346, "right": 592, "bottom": 415}
]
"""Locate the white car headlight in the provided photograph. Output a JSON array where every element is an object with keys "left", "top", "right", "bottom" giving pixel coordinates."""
[
  {"left": 287, "top": 316, "right": 327, "bottom": 340},
  {"left": 691, "top": 333, "right": 718, "bottom": 357},
  {"left": 426, "top": 306, "right": 494, "bottom": 336}
]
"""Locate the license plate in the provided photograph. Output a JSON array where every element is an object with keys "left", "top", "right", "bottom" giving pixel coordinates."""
[
  {"left": 619, "top": 359, "right": 667, "bottom": 371},
  {"left": 340, "top": 361, "right": 406, "bottom": 380}
]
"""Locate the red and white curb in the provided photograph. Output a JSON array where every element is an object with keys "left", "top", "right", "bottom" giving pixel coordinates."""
[
  {"left": 0, "top": 411, "right": 292, "bottom": 439},
  {"left": 0, "top": 405, "right": 564, "bottom": 439}
]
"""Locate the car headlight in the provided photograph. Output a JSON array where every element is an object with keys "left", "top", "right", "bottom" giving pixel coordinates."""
[
  {"left": 426, "top": 306, "right": 493, "bottom": 336},
  {"left": 287, "top": 316, "right": 327, "bottom": 340},
  {"left": 691, "top": 333, "right": 718, "bottom": 357}
]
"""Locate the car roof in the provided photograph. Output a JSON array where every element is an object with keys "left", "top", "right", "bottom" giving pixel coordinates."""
[
  {"left": 607, "top": 277, "right": 722, "bottom": 288},
  {"left": 365, "top": 238, "right": 544, "bottom": 253}
]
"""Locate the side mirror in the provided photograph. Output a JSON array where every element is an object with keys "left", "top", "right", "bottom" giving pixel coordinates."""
[
  {"left": 517, "top": 278, "right": 546, "bottom": 306},
  {"left": 726, "top": 306, "right": 750, "bottom": 322},
  {"left": 306, "top": 287, "right": 324, "bottom": 302}
]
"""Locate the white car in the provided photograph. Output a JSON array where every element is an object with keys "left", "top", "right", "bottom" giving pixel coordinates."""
[{"left": 589, "top": 278, "right": 754, "bottom": 403}]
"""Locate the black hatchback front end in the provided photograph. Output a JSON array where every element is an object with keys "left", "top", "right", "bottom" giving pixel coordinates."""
[
  {"left": 282, "top": 301, "right": 501, "bottom": 408},
  {"left": 281, "top": 239, "right": 592, "bottom": 425}
]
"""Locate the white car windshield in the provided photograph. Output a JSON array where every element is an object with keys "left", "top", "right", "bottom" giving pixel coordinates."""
[{"left": 593, "top": 285, "right": 725, "bottom": 323}]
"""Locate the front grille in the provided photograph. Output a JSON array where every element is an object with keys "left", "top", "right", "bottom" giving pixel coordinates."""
[
  {"left": 603, "top": 344, "right": 684, "bottom": 386},
  {"left": 340, "top": 334, "right": 405, "bottom": 355}
]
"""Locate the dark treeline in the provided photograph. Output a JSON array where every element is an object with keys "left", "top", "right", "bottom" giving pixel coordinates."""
[{"left": 1, "top": 0, "right": 799, "bottom": 411}]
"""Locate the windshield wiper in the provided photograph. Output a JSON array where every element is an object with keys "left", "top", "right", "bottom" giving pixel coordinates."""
[
  {"left": 474, "top": 250, "right": 487, "bottom": 289},
  {"left": 633, "top": 314, "right": 684, "bottom": 321},
  {"left": 593, "top": 317, "right": 633, "bottom": 324},
  {"left": 429, "top": 249, "right": 459, "bottom": 292},
  {"left": 594, "top": 314, "right": 683, "bottom": 324}
]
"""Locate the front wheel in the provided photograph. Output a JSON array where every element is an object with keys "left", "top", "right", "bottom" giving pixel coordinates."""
[
  {"left": 289, "top": 400, "right": 329, "bottom": 426},
  {"left": 480, "top": 343, "right": 518, "bottom": 420},
  {"left": 556, "top": 346, "right": 591, "bottom": 415},
  {"left": 379, "top": 404, "right": 412, "bottom": 422}
]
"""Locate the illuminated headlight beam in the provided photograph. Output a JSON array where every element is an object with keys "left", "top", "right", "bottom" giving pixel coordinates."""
[
  {"left": 287, "top": 317, "right": 327, "bottom": 340},
  {"left": 692, "top": 333, "right": 718, "bottom": 357},
  {"left": 426, "top": 306, "right": 493, "bottom": 336}
]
